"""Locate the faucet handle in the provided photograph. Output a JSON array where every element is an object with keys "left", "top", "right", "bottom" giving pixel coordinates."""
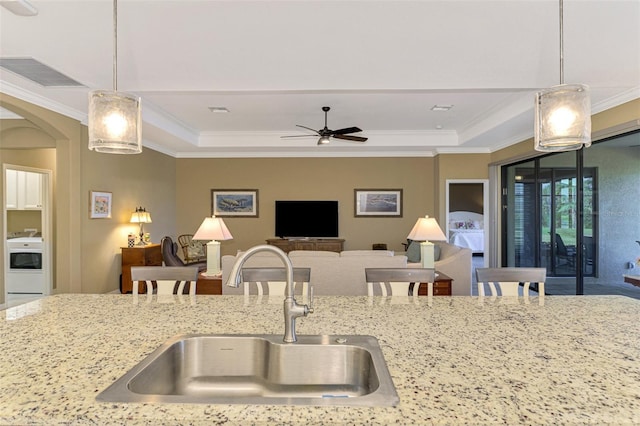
[{"left": 307, "top": 284, "right": 314, "bottom": 314}]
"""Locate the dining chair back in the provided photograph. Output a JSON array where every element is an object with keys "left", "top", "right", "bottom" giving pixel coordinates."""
[
  {"left": 365, "top": 268, "right": 436, "bottom": 297},
  {"left": 239, "top": 267, "right": 311, "bottom": 296},
  {"left": 130, "top": 266, "right": 199, "bottom": 295},
  {"left": 475, "top": 267, "right": 546, "bottom": 297}
]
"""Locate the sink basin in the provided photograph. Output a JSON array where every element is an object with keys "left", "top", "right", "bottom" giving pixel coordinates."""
[{"left": 97, "top": 334, "right": 399, "bottom": 406}]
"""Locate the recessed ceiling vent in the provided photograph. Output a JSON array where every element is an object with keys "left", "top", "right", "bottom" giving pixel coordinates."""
[{"left": 0, "top": 57, "right": 85, "bottom": 87}]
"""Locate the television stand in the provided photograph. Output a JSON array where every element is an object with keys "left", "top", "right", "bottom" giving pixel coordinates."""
[{"left": 266, "top": 238, "right": 344, "bottom": 253}]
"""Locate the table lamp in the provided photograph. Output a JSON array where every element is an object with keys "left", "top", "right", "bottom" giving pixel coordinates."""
[
  {"left": 130, "top": 207, "right": 152, "bottom": 246},
  {"left": 407, "top": 215, "right": 447, "bottom": 268},
  {"left": 193, "top": 215, "right": 233, "bottom": 276}
]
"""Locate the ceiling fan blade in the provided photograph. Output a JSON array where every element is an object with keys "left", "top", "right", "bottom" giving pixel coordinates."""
[
  {"left": 333, "top": 134, "right": 368, "bottom": 142},
  {"left": 281, "top": 135, "right": 316, "bottom": 138},
  {"left": 331, "top": 126, "right": 362, "bottom": 135},
  {"left": 296, "top": 125, "right": 321, "bottom": 135}
]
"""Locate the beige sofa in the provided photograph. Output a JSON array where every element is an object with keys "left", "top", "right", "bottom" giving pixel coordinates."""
[
  {"left": 221, "top": 250, "right": 407, "bottom": 296},
  {"left": 221, "top": 242, "right": 472, "bottom": 296},
  {"left": 413, "top": 241, "right": 473, "bottom": 296}
]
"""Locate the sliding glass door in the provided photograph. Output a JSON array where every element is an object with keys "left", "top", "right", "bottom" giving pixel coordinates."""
[{"left": 501, "top": 130, "right": 639, "bottom": 297}]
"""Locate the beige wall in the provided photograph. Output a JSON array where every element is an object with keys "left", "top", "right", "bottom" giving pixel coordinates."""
[
  {"left": 1, "top": 93, "right": 83, "bottom": 301},
  {"left": 1, "top": 93, "right": 177, "bottom": 299},
  {"left": 176, "top": 157, "right": 438, "bottom": 254},
  {"left": 81, "top": 147, "right": 177, "bottom": 294},
  {"left": 434, "top": 153, "right": 491, "bottom": 222},
  {"left": 7, "top": 211, "right": 42, "bottom": 234}
]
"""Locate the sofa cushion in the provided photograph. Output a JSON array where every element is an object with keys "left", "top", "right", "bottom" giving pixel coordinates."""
[
  {"left": 221, "top": 253, "right": 288, "bottom": 295},
  {"left": 291, "top": 254, "right": 407, "bottom": 295},
  {"left": 288, "top": 250, "right": 339, "bottom": 258},
  {"left": 436, "top": 241, "right": 459, "bottom": 260},
  {"left": 340, "top": 250, "right": 394, "bottom": 257}
]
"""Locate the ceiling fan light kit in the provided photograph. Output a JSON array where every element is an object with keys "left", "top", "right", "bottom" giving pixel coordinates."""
[
  {"left": 282, "top": 106, "right": 368, "bottom": 145},
  {"left": 318, "top": 135, "right": 331, "bottom": 145},
  {"left": 534, "top": 0, "right": 591, "bottom": 153},
  {"left": 88, "top": 0, "right": 142, "bottom": 154}
]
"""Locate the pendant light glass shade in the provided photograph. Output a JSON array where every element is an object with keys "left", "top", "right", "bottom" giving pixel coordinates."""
[
  {"left": 534, "top": 0, "right": 591, "bottom": 152},
  {"left": 88, "top": 90, "right": 142, "bottom": 154},
  {"left": 534, "top": 83, "right": 591, "bottom": 152},
  {"left": 87, "top": 0, "right": 142, "bottom": 154}
]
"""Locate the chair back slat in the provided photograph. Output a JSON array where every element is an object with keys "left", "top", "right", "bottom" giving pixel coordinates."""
[
  {"left": 240, "top": 267, "right": 311, "bottom": 296},
  {"left": 240, "top": 267, "right": 310, "bottom": 283},
  {"left": 365, "top": 268, "right": 436, "bottom": 297},
  {"left": 130, "top": 266, "right": 199, "bottom": 295},
  {"left": 476, "top": 267, "right": 546, "bottom": 297}
]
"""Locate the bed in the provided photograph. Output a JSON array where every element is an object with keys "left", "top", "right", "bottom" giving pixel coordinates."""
[{"left": 448, "top": 211, "right": 485, "bottom": 253}]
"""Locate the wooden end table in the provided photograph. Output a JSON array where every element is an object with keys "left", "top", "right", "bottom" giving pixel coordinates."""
[
  {"left": 415, "top": 272, "right": 452, "bottom": 296},
  {"left": 196, "top": 273, "right": 222, "bottom": 294}
]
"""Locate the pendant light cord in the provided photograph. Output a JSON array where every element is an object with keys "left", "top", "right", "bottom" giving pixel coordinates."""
[
  {"left": 559, "top": 0, "right": 564, "bottom": 85},
  {"left": 113, "top": 0, "right": 118, "bottom": 92}
]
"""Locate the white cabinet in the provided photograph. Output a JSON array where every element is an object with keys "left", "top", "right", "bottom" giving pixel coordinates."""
[
  {"left": 23, "top": 171, "right": 42, "bottom": 209},
  {"left": 5, "top": 170, "right": 42, "bottom": 210},
  {"left": 5, "top": 169, "right": 19, "bottom": 209}
]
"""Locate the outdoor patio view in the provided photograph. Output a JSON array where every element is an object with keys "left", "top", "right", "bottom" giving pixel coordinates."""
[{"left": 503, "top": 130, "right": 640, "bottom": 298}]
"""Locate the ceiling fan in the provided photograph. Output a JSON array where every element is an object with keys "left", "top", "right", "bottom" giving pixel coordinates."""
[{"left": 281, "top": 106, "right": 368, "bottom": 145}]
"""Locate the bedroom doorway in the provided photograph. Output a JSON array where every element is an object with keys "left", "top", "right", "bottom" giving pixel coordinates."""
[{"left": 446, "top": 180, "right": 489, "bottom": 292}]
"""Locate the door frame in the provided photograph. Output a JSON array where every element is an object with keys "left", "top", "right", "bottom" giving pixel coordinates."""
[
  {"left": 3, "top": 164, "right": 53, "bottom": 299},
  {"left": 445, "top": 179, "right": 489, "bottom": 265}
]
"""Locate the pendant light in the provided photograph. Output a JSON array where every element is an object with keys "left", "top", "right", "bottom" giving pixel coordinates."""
[
  {"left": 534, "top": 0, "right": 591, "bottom": 152},
  {"left": 88, "top": 0, "right": 142, "bottom": 154}
]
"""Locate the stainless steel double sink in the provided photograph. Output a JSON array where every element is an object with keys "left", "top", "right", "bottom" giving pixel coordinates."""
[{"left": 97, "top": 334, "right": 399, "bottom": 407}]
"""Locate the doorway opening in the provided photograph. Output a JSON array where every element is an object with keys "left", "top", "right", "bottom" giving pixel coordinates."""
[
  {"left": 446, "top": 179, "right": 489, "bottom": 295},
  {"left": 3, "top": 165, "right": 53, "bottom": 307}
]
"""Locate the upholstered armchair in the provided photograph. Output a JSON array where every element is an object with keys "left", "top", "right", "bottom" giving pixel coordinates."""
[{"left": 160, "top": 236, "right": 207, "bottom": 272}]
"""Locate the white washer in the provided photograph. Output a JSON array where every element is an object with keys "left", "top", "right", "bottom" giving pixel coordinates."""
[{"left": 6, "top": 237, "right": 45, "bottom": 295}]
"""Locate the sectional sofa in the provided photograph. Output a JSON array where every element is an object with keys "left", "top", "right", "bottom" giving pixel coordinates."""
[{"left": 221, "top": 241, "right": 472, "bottom": 296}]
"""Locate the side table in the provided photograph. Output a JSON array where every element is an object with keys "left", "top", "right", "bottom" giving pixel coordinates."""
[
  {"left": 196, "top": 273, "right": 222, "bottom": 295},
  {"left": 416, "top": 272, "right": 453, "bottom": 296},
  {"left": 121, "top": 244, "right": 162, "bottom": 294}
]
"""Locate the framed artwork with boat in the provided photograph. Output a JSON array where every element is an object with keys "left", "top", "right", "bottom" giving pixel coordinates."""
[{"left": 211, "top": 189, "right": 259, "bottom": 217}]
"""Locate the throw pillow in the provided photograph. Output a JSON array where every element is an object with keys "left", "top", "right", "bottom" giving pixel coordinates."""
[{"left": 406, "top": 241, "right": 421, "bottom": 263}]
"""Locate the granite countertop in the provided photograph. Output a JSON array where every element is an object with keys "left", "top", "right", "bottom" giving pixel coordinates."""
[{"left": 1, "top": 294, "right": 640, "bottom": 425}]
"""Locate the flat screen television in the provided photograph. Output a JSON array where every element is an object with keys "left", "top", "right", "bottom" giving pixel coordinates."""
[{"left": 275, "top": 200, "right": 339, "bottom": 238}]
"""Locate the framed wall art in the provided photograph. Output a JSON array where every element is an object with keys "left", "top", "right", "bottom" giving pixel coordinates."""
[
  {"left": 354, "top": 189, "right": 403, "bottom": 217},
  {"left": 89, "top": 191, "right": 112, "bottom": 219},
  {"left": 211, "top": 189, "right": 259, "bottom": 217}
]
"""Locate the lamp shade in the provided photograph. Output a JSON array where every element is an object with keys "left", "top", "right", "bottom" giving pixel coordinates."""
[
  {"left": 407, "top": 216, "right": 446, "bottom": 242},
  {"left": 130, "top": 207, "right": 151, "bottom": 224},
  {"left": 88, "top": 90, "right": 142, "bottom": 154},
  {"left": 193, "top": 216, "right": 233, "bottom": 241},
  {"left": 534, "top": 84, "right": 591, "bottom": 152}
]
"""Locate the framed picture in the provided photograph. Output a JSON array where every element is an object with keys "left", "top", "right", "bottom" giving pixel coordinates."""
[
  {"left": 89, "top": 191, "right": 112, "bottom": 219},
  {"left": 354, "top": 189, "right": 403, "bottom": 217},
  {"left": 211, "top": 189, "right": 259, "bottom": 217}
]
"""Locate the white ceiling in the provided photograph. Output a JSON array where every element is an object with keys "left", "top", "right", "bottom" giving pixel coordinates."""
[{"left": 1, "top": 0, "right": 639, "bottom": 158}]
